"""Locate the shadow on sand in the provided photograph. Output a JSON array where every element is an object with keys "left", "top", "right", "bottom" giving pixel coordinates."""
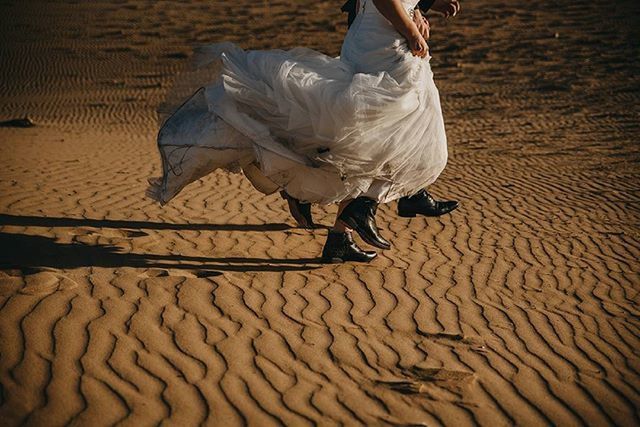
[
  {"left": 0, "top": 214, "right": 325, "bottom": 273},
  {"left": 0, "top": 213, "right": 298, "bottom": 233}
]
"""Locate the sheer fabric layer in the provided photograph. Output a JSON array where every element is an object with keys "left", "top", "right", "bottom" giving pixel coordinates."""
[{"left": 151, "top": 0, "right": 447, "bottom": 205}]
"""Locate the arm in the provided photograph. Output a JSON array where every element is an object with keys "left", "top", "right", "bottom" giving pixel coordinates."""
[
  {"left": 372, "top": 0, "right": 428, "bottom": 56},
  {"left": 413, "top": 8, "right": 430, "bottom": 40},
  {"left": 372, "top": 0, "right": 419, "bottom": 40}
]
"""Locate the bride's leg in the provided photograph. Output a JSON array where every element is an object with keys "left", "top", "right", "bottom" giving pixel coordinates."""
[
  {"left": 322, "top": 199, "right": 377, "bottom": 263},
  {"left": 332, "top": 199, "right": 352, "bottom": 232},
  {"left": 280, "top": 190, "right": 315, "bottom": 229},
  {"left": 337, "top": 196, "right": 390, "bottom": 250}
]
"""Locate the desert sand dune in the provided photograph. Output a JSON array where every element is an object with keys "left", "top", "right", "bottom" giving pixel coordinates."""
[{"left": 0, "top": 0, "right": 639, "bottom": 425}]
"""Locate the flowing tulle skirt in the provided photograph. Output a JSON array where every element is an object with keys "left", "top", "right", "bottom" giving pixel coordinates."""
[{"left": 149, "top": 3, "right": 448, "bottom": 205}]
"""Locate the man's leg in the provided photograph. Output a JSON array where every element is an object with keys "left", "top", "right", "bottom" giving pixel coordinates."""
[
  {"left": 397, "top": 190, "right": 459, "bottom": 217},
  {"left": 280, "top": 191, "right": 315, "bottom": 229},
  {"left": 322, "top": 199, "right": 378, "bottom": 263}
]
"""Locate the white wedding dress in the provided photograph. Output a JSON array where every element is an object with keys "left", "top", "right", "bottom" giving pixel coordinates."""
[{"left": 150, "top": 0, "right": 448, "bottom": 205}]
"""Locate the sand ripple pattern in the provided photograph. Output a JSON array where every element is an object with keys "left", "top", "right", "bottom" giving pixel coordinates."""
[{"left": 1, "top": 0, "right": 639, "bottom": 425}]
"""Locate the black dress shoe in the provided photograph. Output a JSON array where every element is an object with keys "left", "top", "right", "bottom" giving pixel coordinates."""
[
  {"left": 322, "top": 231, "right": 377, "bottom": 263},
  {"left": 338, "top": 197, "right": 391, "bottom": 250},
  {"left": 281, "top": 191, "right": 315, "bottom": 229},
  {"left": 397, "top": 190, "right": 459, "bottom": 218}
]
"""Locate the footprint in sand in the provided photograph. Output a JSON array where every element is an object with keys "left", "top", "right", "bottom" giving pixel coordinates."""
[
  {"left": 71, "top": 228, "right": 149, "bottom": 247},
  {"left": 142, "top": 268, "right": 171, "bottom": 278},
  {"left": 377, "top": 365, "right": 475, "bottom": 404},
  {"left": 75, "top": 227, "right": 148, "bottom": 239},
  {"left": 420, "top": 331, "right": 490, "bottom": 354},
  {"left": 136, "top": 269, "right": 221, "bottom": 279},
  {"left": 0, "top": 270, "right": 24, "bottom": 296},
  {"left": 0, "top": 269, "right": 78, "bottom": 296}
]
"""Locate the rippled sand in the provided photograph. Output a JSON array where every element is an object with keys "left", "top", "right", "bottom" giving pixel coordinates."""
[{"left": 0, "top": 0, "right": 639, "bottom": 425}]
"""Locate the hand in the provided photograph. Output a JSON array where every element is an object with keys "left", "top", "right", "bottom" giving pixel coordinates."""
[
  {"left": 407, "top": 31, "right": 428, "bottom": 58},
  {"left": 431, "top": 0, "right": 461, "bottom": 18},
  {"left": 412, "top": 8, "right": 430, "bottom": 40}
]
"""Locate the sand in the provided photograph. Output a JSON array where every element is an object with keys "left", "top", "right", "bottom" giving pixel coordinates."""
[{"left": 1, "top": 0, "right": 639, "bottom": 425}]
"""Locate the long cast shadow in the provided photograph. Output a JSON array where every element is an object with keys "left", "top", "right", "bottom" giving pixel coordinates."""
[
  {"left": 0, "top": 213, "right": 293, "bottom": 232},
  {"left": 0, "top": 232, "right": 324, "bottom": 273}
]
